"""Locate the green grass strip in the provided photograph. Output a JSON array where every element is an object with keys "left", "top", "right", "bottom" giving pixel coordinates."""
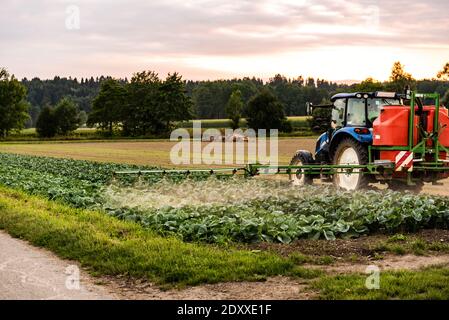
[
  {"left": 313, "top": 267, "right": 449, "bottom": 299},
  {"left": 0, "top": 186, "right": 312, "bottom": 287}
]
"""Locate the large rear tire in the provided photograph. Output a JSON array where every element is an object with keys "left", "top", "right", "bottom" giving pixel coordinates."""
[
  {"left": 289, "top": 150, "right": 314, "bottom": 186},
  {"left": 332, "top": 138, "right": 368, "bottom": 191}
]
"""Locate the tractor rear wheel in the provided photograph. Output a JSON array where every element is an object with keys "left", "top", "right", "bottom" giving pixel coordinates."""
[
  {"left": 289, "top": 150, "right": 314, "bottom": 186},
  {"left": 332, "top": 138, "right": 368, "bottom": 191}
]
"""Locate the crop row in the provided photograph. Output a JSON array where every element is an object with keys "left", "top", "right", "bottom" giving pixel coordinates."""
[{"left": 106, "top": 187, "right": 449, "bottom": 243}]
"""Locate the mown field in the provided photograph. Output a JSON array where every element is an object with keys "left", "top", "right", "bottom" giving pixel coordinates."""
[
  {"left": 1, "top": 140, "right": 449, "bottom": 299},
  {"left": 0, "top": 138, "right": 317, "bottom": 167}
]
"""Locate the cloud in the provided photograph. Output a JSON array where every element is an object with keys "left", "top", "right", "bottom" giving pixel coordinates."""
[{"left": 0, "top": 0, "right": 448, "bottom": 80}]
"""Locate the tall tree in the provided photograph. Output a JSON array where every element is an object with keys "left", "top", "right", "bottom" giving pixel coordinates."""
[
  {"left": 36, "top": 105, "right": 57, "bottom": 138},
  {"left": 246, "top": 89, "right": 291, "bottom": 132},
  {"left": 159, "top": 73, "right": 193, "bottom": 132},
  {"left": 124, "top": 71, "right": 161, "bottom": 136},
  {"left": 53, "top": 97, "right": 80, "bottom": 135},
  {"left": 387, "top": 61, "right": 415, "bottom": 92},
  {"left": 437, "top": 62, "right": 449, "bottom": 80},
  {"left": 225, "top": 90, "right": 243, "bottom": 129},
  {"left": 0, "top": 68, "right": 30, "bottom": 137},
  {"left": 88, "top": 79, "right": 126, "bottom": 135}
]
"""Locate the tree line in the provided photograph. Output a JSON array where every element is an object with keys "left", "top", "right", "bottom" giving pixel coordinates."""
[
  {"left": 88, "top": 71, "right": 193, "bottom": 136},
  {"left": 1, "top": 61, "right": 449, "bottom": 138},
  {"left": 20, "top": 74, "right": 339, "bottom": 127},
  {"left": 22, "top": 75, "right": 107, "bottom": 127}
]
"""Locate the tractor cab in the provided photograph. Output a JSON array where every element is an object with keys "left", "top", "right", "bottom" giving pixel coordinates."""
[
  {"left": 314, "top": 92, "right": 403, "bottom": 163},
  {"left": 331, "top": 92, "right": 403, "bottom": 129}
]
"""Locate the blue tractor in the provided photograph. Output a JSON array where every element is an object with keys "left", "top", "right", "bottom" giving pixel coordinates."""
[{"left": 289, "top": 91, "right": 404, "bottom": 190}]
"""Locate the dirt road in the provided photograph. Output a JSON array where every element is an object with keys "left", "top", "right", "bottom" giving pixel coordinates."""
[
  {"left": 3, "top": 229, "right": 449, "bottom": 300},
  {"left": 0, "top": 230, "right": 310, "bottom": 300},
  {"left": 0, "top": 231, "right": 116, "bottom": 300}
]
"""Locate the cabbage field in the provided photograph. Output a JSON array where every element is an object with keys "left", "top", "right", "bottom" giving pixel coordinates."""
[{"left": 1, "top": 153, "right": 449, "bottom": 244}]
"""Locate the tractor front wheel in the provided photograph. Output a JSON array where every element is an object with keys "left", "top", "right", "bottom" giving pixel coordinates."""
[
  {"left": 332, "top": 138, "right": 368, "bottom": 191},
  {"left": 289, "top": 150, "right": 314, "bottom": 186}
]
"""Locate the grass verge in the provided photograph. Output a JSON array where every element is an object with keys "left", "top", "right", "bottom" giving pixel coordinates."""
[
  {"left": 312, "top": 266, "right": 449, "bottom": 299},
  {"left": 0, "top": 186, "right": 318, "bottom": 287},
  {"left": 373, "top": 234, "right": 449, "bottom": 256}
]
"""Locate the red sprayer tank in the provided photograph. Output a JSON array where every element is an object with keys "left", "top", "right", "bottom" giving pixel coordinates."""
[
  {"left": 373, "top": 105, "right": 449, "bottom": 162},
  {"left": 373, "top": 106, "right": 419, "bottom": 162},
  {"left": 373, "top": 106, "right": 419, "bottom": 146},
  {"left": 423, "top": 106, "right": 449, "bottom": 147}
]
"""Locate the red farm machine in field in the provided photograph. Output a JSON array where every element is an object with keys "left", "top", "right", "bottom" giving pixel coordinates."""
[
  {"left": 282, "top": 90, "right": 449, "bottom": 191},
  {"left": 115, "top": 90, "right": 449, "bottom": 192}
]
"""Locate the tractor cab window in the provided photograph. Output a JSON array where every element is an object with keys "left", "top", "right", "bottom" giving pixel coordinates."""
[
  {"left": 367, "top": 98, "right": 402, "bottom": 125},
  {"left": 332, "top": 99, "right": 345, "bottom": 128},
  {"left": 347, "top": 98, "right": 367, "bottom": 127}
]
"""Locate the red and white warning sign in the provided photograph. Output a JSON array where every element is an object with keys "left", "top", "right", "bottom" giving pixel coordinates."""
[{"left": 395, "top": 151, "right": 414, "bottom": 172}]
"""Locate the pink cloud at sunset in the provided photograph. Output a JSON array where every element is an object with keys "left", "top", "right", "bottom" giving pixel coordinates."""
[{"left": 1, "top": 0, "right": 448, "bottom": 81}]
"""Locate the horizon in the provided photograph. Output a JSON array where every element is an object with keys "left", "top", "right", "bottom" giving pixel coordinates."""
[
  {"left": 15, "top": 73, "right": 365, "bottom": 84},
  {"left": 2, "top": 0, "right": 449, "bottom": 82},
  {"left": 14, "top": 74, "right": 448, "bottom": 85}
]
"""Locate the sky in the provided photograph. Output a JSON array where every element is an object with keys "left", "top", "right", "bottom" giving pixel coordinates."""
[{"left": 1, "top": 0, "right": 448, "bottom": 82}]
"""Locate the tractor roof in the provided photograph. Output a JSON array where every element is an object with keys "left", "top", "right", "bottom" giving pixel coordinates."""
[
  {"left": 331, "top": 93, "right": 366, "bottom": 101},
  {"left": 331, "top": 92, "right": 400, "bottom": 102}
]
